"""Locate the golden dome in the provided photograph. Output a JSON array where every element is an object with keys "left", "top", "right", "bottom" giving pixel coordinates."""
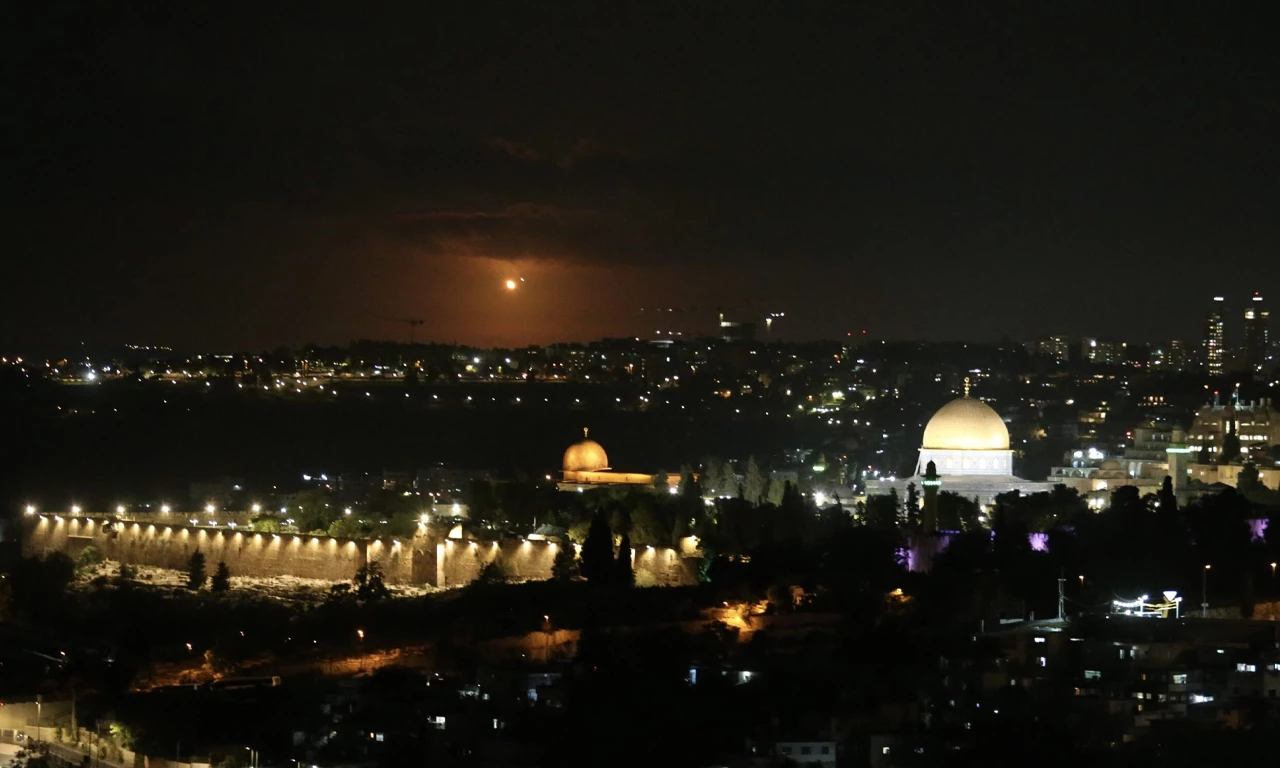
[
  {"left": 921, "top": 397, "right": 1010, "bottom": 451},
  {"left": 563, "top": 428, "right": 610, "bottom": 472}
]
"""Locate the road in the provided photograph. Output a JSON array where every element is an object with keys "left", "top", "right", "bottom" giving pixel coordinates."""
[{"left": 39, "top": 741, "right": 123, "bottom": 768}]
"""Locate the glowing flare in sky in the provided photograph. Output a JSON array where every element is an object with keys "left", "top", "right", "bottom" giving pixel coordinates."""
[{"left": 505, "top": 279, "right": 517, "bottom": 290}]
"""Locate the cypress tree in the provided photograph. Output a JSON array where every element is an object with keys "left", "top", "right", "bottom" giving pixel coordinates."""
[
  {"left": 186, "top": 551, "right": 207, "bottom": 590},
  {"left": 615, "top": 533, "right": 634, "bottom": 587},
  {"left": 580, "top": 513, "right": 614, "bottom": 584}
]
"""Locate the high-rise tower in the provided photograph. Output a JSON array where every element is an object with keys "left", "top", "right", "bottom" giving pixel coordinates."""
[
  {"left": 1204, "top": 296, "right": 1226, "bottom": 375},
  {"left": 1242, "top": 292, "right": 1270, "bottom": 374}
]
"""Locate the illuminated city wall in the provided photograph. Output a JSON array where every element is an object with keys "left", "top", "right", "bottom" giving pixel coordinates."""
[
  {"left": 434, "top": 538, "right": 696, "bottom": 588},
  {"left": 22, "top": 517, "right": 696, "bottom": 588},
  {"left": 24, "top": 516, "right": 371, "bottom": 582}
]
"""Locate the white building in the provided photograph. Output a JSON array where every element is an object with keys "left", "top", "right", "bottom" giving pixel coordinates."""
[{"left": 869, "top": 386, "right": 1054, "bottom": 507}]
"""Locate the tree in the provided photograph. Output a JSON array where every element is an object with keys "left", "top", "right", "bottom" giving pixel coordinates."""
[
  {"left": 744, "top": 456, "right": 767, "bottom": 505},
  {"left": 75, "top": 544, "right": 105, "bottom": 575},
  {"left": 937, "top": 492, "right": 982, "bottom": 531},
  {"left": 580, "top": 513, "right": 614, "bottom": 584},
  {"left": 250, "top": 515, "right": 284, "bottom": 533},
  {"left": 287, "top": 488, "right": 336, "bottom": 533},
  {"left": 1221, "top": 427, "right": 1241, "bottom": 464},
  {"left": 1157, "top": 476, "right": 1178, "bottom": 516},
  {"left": 551, "top": 542, "right": 579, "bottom": 581},
  {"left": 186, "top": 551, "right": 207, "bottom": 590},
  {"left": 1238, "top": 463, "right": 1263, "bottom": 493},
  {"left": 210, "top": 562, "right": 231, "bottom": 593},
  {"left": 904, "top": 483, "right": 921, "bottom": 532},
  {"left": 353, "top": 561, "right": 390, "bottom": 601},
  {"left": 477, "top": 561, "right": 507, "bottom": 585},
  {"left": 465, "top": 478, "right": 501, "bottom": 525},
  {"left": 115, "top": 562, "right": 135, "bottom": 586},
  {"left": 864, "top": 489, "right": 900, "bottom": 531},
  {"left": 716, "top": 459, "right": 738, "bottom": 498},
  {"left": 615, "top": 533, "right": 634, "bottom": 587},
  {"left": 328, "top": 516, "right": 369, "bottom": 538}
]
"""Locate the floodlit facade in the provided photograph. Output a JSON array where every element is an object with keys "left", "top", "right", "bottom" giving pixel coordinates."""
[
  {"left": 1187, "top": 399, "right": 1280, "bottom": 459},
  {"left": 558, "top": 428, "right": 681, "bottom": 491},
  {"left": 869, "top": 382, "right": 1054, "bottom": 507}
]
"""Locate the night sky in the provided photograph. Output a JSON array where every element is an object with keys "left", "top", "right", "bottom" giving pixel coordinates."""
[{"left": 8, "top": 2, "right": 1279, "bottom": 349}]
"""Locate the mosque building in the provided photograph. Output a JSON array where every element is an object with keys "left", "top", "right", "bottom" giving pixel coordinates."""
[
  {"left": 558, "top": 428, "right": 682, "bottom": 492},
  {"left": 868, "top": 380, "right": 1055, "bottom": 507}
]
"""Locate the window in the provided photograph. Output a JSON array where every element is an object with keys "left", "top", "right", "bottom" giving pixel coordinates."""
[
  {"left": 1172, "top": 673, "right": 1187, "bottom": 685},
  {"left": 882, "top": 746, "right": 891, "bottom": 755},
  {"left": 1034, "top": 637, "right": 1046, "bottom": 644},
  {"left": 1038, "top": 656, "right": 1047, "bottom": 668},
  {"left": 801, "top": 746, "right": 812, "bottom": 756},
  {"left": 821, "top": 746, "right": 830, "bottom": 755},
  {"left": 781, "top": 747, "right": 792, "bottom": 756},
  {"left": 1237, "top": 663, "right": 1257, "bottom": 673},
  {"left": 1085, "top": 670, "right": 1102, "bottom": 680}
]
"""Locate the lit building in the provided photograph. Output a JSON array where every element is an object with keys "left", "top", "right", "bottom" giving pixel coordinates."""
[
  {"left": 558, "top": 428, "right": 681, "bottom": 491},
  {"left": 1152, "top": 339, "right": 1193, "bottom": 373},
  {"left": 868, "top": 380, "right": 1054, "bottom": 507},
  {"left": 1036, "top": 336, "right": 1071, "bottom": 362},
  {"left": 1205, "top": 296, "right": 1227, "bottom": 375},
  {"left": 1081, "top": 338, "right": 1128, "bottom": 366},
  {"left": 718, "top": 311, "right": 757, "bottom": 342},
  {"left": 1242, "top": 292, "right": 1270, "bottom": 374},
  {"left": 1187, "top": 398, "right": 1280, "bottom": 459}
]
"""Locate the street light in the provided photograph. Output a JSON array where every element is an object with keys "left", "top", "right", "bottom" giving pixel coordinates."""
[{"left": 1202, "top": 564, "right": 1211, "bottom": 618}]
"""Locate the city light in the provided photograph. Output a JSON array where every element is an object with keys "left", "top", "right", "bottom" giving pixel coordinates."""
[
  {"left": 161, "top": 504, "right": 171, "bottom": 513},
  {"left": 71, "top": 505, "right": 81, "bottom": 514},
  {"left": 25, "top": 505, "right": 35, "bottom": 515}
]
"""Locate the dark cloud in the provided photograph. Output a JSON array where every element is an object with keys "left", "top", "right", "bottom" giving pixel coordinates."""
[
  {"left": 483, "top": 137, "right": 541, "bottom": 163},
  {"left": 5, "top": 2, "right": 1280, "bottom": 348}
]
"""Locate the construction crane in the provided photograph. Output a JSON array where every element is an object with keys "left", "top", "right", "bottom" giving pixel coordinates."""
[{"left": 379, "top": 316, "right": 424, "bottom": 344}]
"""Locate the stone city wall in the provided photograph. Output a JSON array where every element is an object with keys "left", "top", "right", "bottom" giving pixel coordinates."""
[
  {"left": 22, "top": 517, "right": 697, "bottom": 588},
  {"left": 24, "top": 516, "right": 371, "bottom": 583},
  {"left": 434, "top": 538, "right": 697, "bottom": 588}
]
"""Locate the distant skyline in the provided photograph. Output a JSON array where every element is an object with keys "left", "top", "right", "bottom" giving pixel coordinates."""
[{"left": 7, "top": 3, "right": 1280, "bottom": 349}]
